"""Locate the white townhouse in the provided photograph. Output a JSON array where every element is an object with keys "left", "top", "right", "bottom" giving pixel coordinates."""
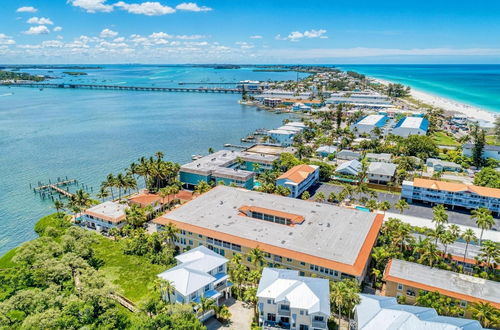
[
  {"left": 157, "top": 246, "right": 232, "bottom": 306},
  {"left": 80, "top": 201, "right": 128, "bottom": 232},
  {"left": 276, "top": 164, "right": 319, "bottom": 198},
  {"left": 257, "top": 268, "right": 330, "bottom": 330}
]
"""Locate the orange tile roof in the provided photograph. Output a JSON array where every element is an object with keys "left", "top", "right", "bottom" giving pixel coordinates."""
[
  {"left": 238, "top": 205, "right": 305, "bottom": 224},
  {"left": 153, "top": 213, "right": 384, "bottom": 277},
  {"left": 277, "top": 164, "right": 317, "bottom": 184},
  {"left": 383, "top": 259, "right": 500, "bottom": 308},
  {"left": 128, "top": 193, "right": 162, "bottom": 206},
  {"left": 413, "top": 178, "right": 500, "bottom": 199}
]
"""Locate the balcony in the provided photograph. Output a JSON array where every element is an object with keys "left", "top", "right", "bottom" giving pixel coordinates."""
[
  {"left": 278, "top": 307, "right": 291, "bottom": 316},
  {"left": 312, "top": 320, "right": 327, "bottom": 329}
]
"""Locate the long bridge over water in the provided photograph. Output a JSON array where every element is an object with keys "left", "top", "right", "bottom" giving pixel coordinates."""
[{"left": 1, "top": 82, "right": 259, "bottom": 94}]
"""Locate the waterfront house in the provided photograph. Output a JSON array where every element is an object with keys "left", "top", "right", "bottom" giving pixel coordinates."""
[
  {"left": 263, "top": 98, "right": 283, "bottom": 107},
  {"left": 157, "top": 246, "right": 232, "bottom": 306},
  {"left": 316, "top": 145, "right": 337, "bottom": 158},
  {"left": 391, "top": 116, "right": 429, "bottom": 137},
  {"left": 81, "top": 201, "right": 127, "bottom": 232},
  {"left": 276, "top": 164, "right": 319, "bottom": 198},
  {"left": 426, "top": 158, "right": 462, "bottom": 172},
  {"left": 367, "top": 162, "right": 397, "bottom": 184},
  {"left": 366, "top": 153, "right": 392, "bottom": 163},
  {"left": 356, "top": 293, "right": 483, "bottom": 330},
  {"left": 268, "top": 129, "right": 297, "bottom": 146},
  {"left": 463, "top": 143, "right": 500, "bottom": 161},
  {"left": 179, "top": 150, "right": 277, "bottom": 189},
  {"left": 152, "top": 186, "right": 384, "bottom": 282},
  {"left": 351, "top": 114, "right": 389, "bottom": 136},
  {"left": 336, "top": 149, "right": 361, "bottom": 161},
  {"left": 257, "top": 268, "right": 330, "bottom": 330},
  {"left": 336, "top": 159, "right": 361, "bottom": 176},
  {"left": 401, "top": 178, "right": 500, "bottom": 215},
  {"left": 383, "top": 259, "right": 500, "bottom": 317}
]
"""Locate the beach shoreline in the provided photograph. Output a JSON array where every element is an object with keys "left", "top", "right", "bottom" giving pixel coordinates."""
[{"left": 371, "top": 77, "right": 497, "bottom": 122}]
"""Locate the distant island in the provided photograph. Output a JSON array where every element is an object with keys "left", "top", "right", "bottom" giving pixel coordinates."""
[
  {"left": 0, "top": 70, "right": 46, "bottom": 82},
  {"left": 63, "top": 71, "right": 88, "bottom": 76},
  {"left": 0, "top": 65, "right": 102, "bottom": 70}
]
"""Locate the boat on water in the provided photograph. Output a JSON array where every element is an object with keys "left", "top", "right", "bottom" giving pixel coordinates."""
[{"left": 191, "top": 154, "right": 203, "bottom": 160}]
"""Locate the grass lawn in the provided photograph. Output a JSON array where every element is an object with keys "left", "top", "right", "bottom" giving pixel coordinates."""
[
  {"left": 432, "top": 132, "right": 460, "bottom": 146},
  {"left": 486, "top": 135, "right": 500, "bottom": 146},
  {"left": 93, "top": 235, "right": 165, "bottom": 305},
  {"left": 0, "top": 248, "right": 18, "bottom": 269}
]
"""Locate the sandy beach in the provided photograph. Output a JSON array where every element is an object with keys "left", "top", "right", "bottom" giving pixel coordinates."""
[{"left": 373, "top": 78, "right": 497, "bottom": 122}]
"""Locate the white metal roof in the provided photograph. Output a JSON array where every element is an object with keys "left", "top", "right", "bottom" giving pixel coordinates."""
[{"left": 257, "top": 268, "right": 330, "bottom": 315}]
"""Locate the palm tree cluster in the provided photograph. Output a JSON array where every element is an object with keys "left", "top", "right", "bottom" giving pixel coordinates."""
[
  {"left": 329, "top": 279, "right": 361, "bottom": 325},
  {"left": 129, "top": 152, "right": 181, "bottom": 193},
  {"left": 101, "top": 172, "right": 138, "bottom": 201}
]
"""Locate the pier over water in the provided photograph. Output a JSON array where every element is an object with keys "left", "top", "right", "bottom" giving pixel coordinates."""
[{"left": 1, "top": 82, "right": 260, "bottom": 94}]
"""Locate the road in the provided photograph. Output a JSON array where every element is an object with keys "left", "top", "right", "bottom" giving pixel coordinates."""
[{"left": 311, "top": 183, "right": 499, "bottom": 231}]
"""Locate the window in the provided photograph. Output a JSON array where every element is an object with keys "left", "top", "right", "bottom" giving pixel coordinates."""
[
  {"left": 267, "top": 313, "right": 276, "bottom": 322},
  {"left": 204, "top": 285, "right": 210, "bottom": 292},
  {"left": 300, "top": 262, "right": 305, "bottom": 266},
  {"left": 267, "top": 299, "right": 272, "bottom": 304},
  {"left": 286, "top": 258, "right": 292, "bottom": 262},
  {"left": 299, "top": 325, "right": 309, "bottom": 330},
  {"left": 218, "top": 265, "right": 224, "bottom": 272},
  {"left": 313, "top": 316, "right": 324, "bottom": 321},
  {"left": 300, "top": 310, "right": 304, "bottom": 315},
  {"left": 397, "top": 283, "right": 403, "bottom": 291},
  {"left": 280, "top": 304, "right": 290, "bottom": 311}
]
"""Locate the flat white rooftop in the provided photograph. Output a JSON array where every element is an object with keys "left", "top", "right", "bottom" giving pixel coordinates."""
[
  {"left": 356, "top": 114, "right": 386, "bottom": 126},
  {"left": 398, "top": 116, "right": 424, "bottom": 129},
  {"left": 157, "top": 186, "right": 382, "bottom": 275},
  {"left": 84, "top": 201, "right": 127, "bottom": 221}
]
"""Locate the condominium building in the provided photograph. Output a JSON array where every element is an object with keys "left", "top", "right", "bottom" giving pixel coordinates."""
[
  {"left": 157, "top": 246, "right": 232, "bottom": 306},
  {"left": 153, "top": 186, "right": 384, "bottom": 282},
  {"left": 383, "top": 259, "right": 500, "bottom": 317},
  {"left": 326, "top": 92, "right": 392, "bottom": 108},
  {"left": 268, "top": 122, "right": 307, "bottom": 146},
  {"left": 351, "top": 114, "right": 389, "bottom": 136},
  {"left": 356, "top": 294, "right": 483, "bottom": 330},
  {"left": 276, "top": 164, "right": 319, "bottom": 198},
  {"left": 179, "top": 149, "right": 277, "bottom": 190},
  {"left": 401, "top": 178, "right": 500, "bottom": 215},
  {"left": 257, "top": 268, "right": 330, "bottom": 330},
  {"left": 80, "top": 201, "right": 128, "bottom": 232},
  {"left": 391, "top": 116, "right": 429, "bottom": 137}
]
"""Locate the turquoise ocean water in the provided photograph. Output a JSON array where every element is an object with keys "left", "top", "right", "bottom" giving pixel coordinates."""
[
  {"left": 337, "top": 64, "right": 500, "bottom": 113},
  {"left": 0, "top": 66, "right": 308, "bottom": 255}
]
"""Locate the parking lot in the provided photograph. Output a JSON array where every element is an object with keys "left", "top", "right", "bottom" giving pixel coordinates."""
[{"left": 311, "top": 183, "right": 499, "bottom": 231}]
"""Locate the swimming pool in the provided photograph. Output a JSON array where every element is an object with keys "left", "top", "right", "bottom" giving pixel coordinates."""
[{"left": 355, "top": 206, "right": 371, "bottom": 212}]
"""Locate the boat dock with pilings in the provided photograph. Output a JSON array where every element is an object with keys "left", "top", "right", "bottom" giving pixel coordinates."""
[{"left": 2, "top": 82, "right": 261, "bottom": 94}]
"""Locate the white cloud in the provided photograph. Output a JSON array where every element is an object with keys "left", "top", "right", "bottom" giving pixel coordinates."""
[
  {"left": 236, "top": 41, "right": 254, "bottom": 49},
  {"left": 176, "top": 34, "right": 205, "bottom": 40},
  {"left": 114, "top": 1, "right": 175, "bottom": 15},
  {"left": 100, "top": 28, "right": 118, "bottom": 38},
  {"left": 113, "top": 37, "right": 125, "bottom": 42},
  {"left": 27, "top": 17, "right": 54, "bottom": 25},
  {"left": 0, "top": 34, "right": 16, "bottom": 45},
  {"left": 23, "top": 25, "right": 50, "bottom": 35},
  {"left": 53, "top": 26, "right": 63, "bottom": 32},
  {"left": 278, "top": 29, "right": 328, "bottom": 41},
  {"left": 67, "top": 0, "right": 114, "bottom": 13},
  {"left": 175, "top": 2, "right": 212, "bottom": 12},
  {"left": 16, "top": 6, "right": 38, "bottom": 13},
  {"left": 250, "top": 35, "right": 262, "bottom": 39}
]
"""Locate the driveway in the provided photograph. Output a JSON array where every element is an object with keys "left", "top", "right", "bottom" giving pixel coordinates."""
[
  {"left": 205, "top": 298, "right": 254, "bottom": 330},
  {"left": 311, "top": 183, "right": 499, "bottom": 231}
]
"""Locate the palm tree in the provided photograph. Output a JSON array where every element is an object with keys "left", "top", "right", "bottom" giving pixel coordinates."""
[
  {"left": 243, "top": 286, "right": 258, "bottom": 317},
  {"left": 162, "top": 223, "right": 179, "bottom": 248},
  {"left": 196, "top": 297, "right": 216, "bottom": 317},
  {"left": 115, "top": 173, "right": 128, "bottom": 199},
  {"left": 315, "top": 192, "right": 325, "bottom": 203},
  {"left": 301, "top": 191, "right": 310, "bottom": 200},
  {"left": 432, "top": 204, "right": 448, "bottom": 230},
  {"left": 214, "top": 304, "right": 231, "bottom": 323},
  {"left": 156, "top": 278, "right": 176, "bottom": 303},
  {"left": 104, "top": 173, "right": 116, "bottom": 199},
  {"left": 194, "top": 181, "right": 211, "bottom": 195},
  {"left": 378, "top": 201, "right": 391, "bottom": 214},
  {"left": 429, "top": 224, "right": 446, "bottom": 246},
  {"left": 468, "top": 302, "right": 499, "bottom": 328},
  {"left": 158, "top": 186, "right": 171, "bottom": 206},
  {"left": 366, "top": 199, "right": 378, "bottom": 212},
  {"left": 248, "top": 247, "right": 265, "bottom": 268},
  {"left": 53, "top": 199, "right": 64, "bottom": 215},
  {"left": 330, "top": 281, "right": 346, "bottom": 324},
  {"left": 471, "top": 208, "right": 495, "bottom": 245},
  {"left": 69, "top": 189, "right": 92, "bottom": 217},
  {"left": 394, "top": 199, "right": 409, "bottom": 214},
  {"left": 478, "top": 240, "right": 499, "bottom": 270},
  {"left": 439, "top": 230, "right": 456, "bottom": 258},
  {"left": 125, "top": 204, "right": 147, "bottom": 228},
  {"left": 448, "top": 224, "right": 461, "bottom": 240},
  {"left": 418, "top": 241, "right": 441, "bottom": 268},
  {"left": 461, "top": 229, "right": 477, "bottom": 262},
  {"left": 96, "top": 186, "right": 110, "bottom": 202},
  {"left": 208, "top": 147, "right": 214, "bottom": 154}
]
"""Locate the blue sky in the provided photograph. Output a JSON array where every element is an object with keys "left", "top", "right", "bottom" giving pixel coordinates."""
[{"left": 1, "top": 0, "right": 500, "bottom": 64}]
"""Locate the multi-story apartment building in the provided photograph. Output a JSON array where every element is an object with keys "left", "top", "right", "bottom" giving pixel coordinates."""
[
  {"left": 153, "top": 186, "right": 384, "bottom": 283},
  {"left": 179, "top": 149, "right": 277, "bottom": 190},
  {"left": 383, "top": 259, "right": 500, "bottom": 318},
  {"left": 157, "top": 246, "right": 232, "bottom": 305},
  {"left": 402, "top": 178, "right": 500, "bottom": 215},
  {"left": 276, "top": 164, "right": 319, "bottom": 198},
  {"left": 257, "top": 268, "right": 330, "bottom": 330},
  {"left": 391, "top": 116, "right": 429, "bottom": 138},
  {"left": 80, "top": 201, "right": 127, "bottom": 232},
  {"left": 351, "top": 114, "right": 389, "bottom": 136}
]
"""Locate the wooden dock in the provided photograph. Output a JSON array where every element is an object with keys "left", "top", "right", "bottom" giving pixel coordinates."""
[
  {"left": 32, "top": 177, "right": 79, "bottom": 200},
  {"left": 48, "top": 184, "right": 73, "bottom": 197}
]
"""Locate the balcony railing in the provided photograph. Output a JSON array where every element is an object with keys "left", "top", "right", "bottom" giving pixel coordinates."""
[
  {"left": 312, "top": 320, "right": 327, "bottom": 329},
  {"left": 278, "top": 308, "right": 291, "bottom": 316}
]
